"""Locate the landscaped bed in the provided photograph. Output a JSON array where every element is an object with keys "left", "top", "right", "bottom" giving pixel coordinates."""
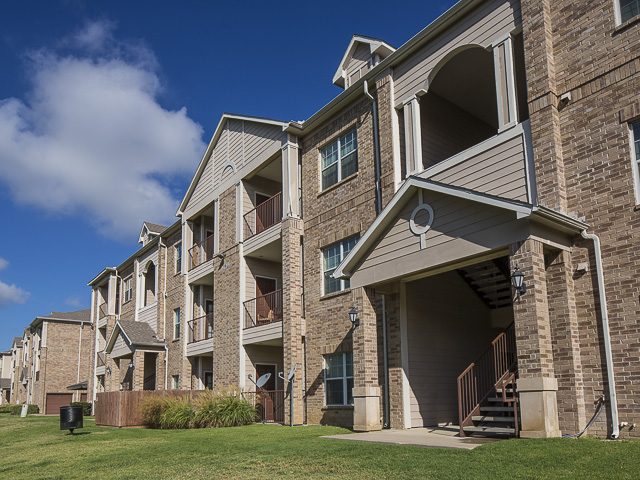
[{"left": 0, "top": 415, "right": 638, "bottom": 479}]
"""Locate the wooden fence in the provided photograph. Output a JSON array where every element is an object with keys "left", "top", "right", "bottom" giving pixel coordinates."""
[{"left": 95, "top": 390, "right": 206, "bottom": 427}]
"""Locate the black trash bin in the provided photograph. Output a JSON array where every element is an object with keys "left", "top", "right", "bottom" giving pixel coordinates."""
[{"left": 60, "top": 405, "right": 83, "bottom": 434}]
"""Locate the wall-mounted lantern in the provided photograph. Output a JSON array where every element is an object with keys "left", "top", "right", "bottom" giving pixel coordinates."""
[
  {"left": 348, "top": 306, "right": 360, "bottom": 328},
  {"left": 511, "top": 266, "right": 527, "bottom": 303}
]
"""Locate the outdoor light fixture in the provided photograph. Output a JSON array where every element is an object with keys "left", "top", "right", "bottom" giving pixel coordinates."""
[
  {"left": 511, "top": 266, "right": 527, "bottom": 302},
  {"left": 348, "top": 306, "right": 360, "bottom": 328},
  {"left": 128, "top": 360, "right": 134, "bottom": 370},
  {"left": 105, "top": 367, "right": 111, "bottom": 376}
]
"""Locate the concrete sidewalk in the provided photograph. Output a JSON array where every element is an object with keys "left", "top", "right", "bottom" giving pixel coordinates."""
[{"left": 323, "top": 426, "right": 503, "bottom": 450}]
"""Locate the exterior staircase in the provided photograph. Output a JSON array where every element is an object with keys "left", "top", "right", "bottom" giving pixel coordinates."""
[{"left": 458, "top": 323, "right": 519, "bottom": 437}]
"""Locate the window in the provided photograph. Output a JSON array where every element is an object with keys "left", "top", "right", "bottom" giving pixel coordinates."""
[
  {"left": 175, "top": 242, "right": 182, "bottom": 274},
  {"left": 172, "top": 375, "right": 180, "bottom": 390},
  {"left": 124, "top": 277, "right": 133, "bottom": 303},
  {"left": 324, "top": 352, "right": 353, "bottom": 406},
  {"left": 323, "top": 235, "right": 358, "bottom": 295},
  {"left": 174, "top": 308, "right": 181, "bottom": 340},
  {"left": 619, "top": 0, "right": 640, "bottom": 23},
  {"left": 321, "top": 129, "right": 358, "bottom": 190}
]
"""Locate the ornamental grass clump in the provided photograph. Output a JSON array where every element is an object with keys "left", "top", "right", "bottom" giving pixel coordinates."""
[
  {"left": 160, "top": 397, "right": 194, "bottom": 429},
  {"left": 140, "top": 396, "right": 168, "bottom": 429},
  {"left": 194, "top": 387, "right": 258, "bottom": 428}
]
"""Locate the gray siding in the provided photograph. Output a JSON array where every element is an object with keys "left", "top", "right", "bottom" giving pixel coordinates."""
[
  {"left": 393, "top": 0, "right": 521, "bottom": 104},
  {"left": 427, "top": 134, "right": 528, "bottom": 201},
  {"left": 406, "top": 273, "right": 503, "bottom": 427},
  {"left": 190, "top": 155, "right": 213, "bottom": 210},
  {"left": 351, "top": 191, "right": 529, "bottom": 287}
]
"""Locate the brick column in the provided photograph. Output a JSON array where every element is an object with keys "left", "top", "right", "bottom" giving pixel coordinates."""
[
  {"left": 282, "top": 216, "right": 304, "bottom": 425},
  {"left": 383, "top": 293, "right": 405, "bottom": 429},
  {"left": 132, "top": 351, "right": 144, "bottom": 391},
  {"left": 156, "top": 351, "right": 166, "bottom": 391},
  {"left": 547, "top": 251, "right": 587, "bottom": 433},
  {"left": 510, "top": 238, "right": 561, "bottom": 437},
  {"left": 352, "top": 287, "right": 382, "bottom": 432}
]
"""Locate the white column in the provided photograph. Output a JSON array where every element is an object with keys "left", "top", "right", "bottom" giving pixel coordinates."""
[
  {"left": 403, "top": 96, "right": 422, "bottom": 176},
  {"left": 282, "top": 134, "right": 300, "bottom": 218},
  {"left": 493, "top": 35, "right": 518, "bottom": 130}
]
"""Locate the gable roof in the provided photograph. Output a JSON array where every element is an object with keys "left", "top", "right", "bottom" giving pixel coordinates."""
[
  {"left": 139, "top": 222, "right": 167, "bottom": 244},
  {"left": 333, "top": 34, "right": 396, "bottom": 88},
  {"left": 31, "top": 309, "right": 91, "bottom": 328},
  {"left": 105, "top": 320, "right": 165, "bottom": 353},
  {"left": 12, "top": 337, "right": 22, "bottom": 348},
  {"left": 333, "top": 177, "right": 588, "bottom": 280},
  {"left": 177, "top": 113, "right": 288, "bottom": 216}
]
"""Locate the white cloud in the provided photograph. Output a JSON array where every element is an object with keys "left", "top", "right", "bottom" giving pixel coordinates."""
[
  {"left": 0, "top": 258, "right": 8, "bottom": 271},
  {"left": 0, "top": 281, "right": 30, "bottom": 308},
  {"left": 65, "top": 296, "right": 83, "bottom": 307},
  {"left": 0, "top": 21, "right": 205, "bottom": 240}
]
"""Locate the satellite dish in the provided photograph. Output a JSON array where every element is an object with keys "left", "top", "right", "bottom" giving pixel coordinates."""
[
  {"left": 287, "top": 363, "right": 297, "bottom": 382},
  {"left": 256, "top": 372, "right": 271, "bottom": 389}
]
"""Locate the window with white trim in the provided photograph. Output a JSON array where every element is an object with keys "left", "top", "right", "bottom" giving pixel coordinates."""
[
  {"left": 172, "top": 375, "right": 180, "bottom": 390},
  {"left": 175, "top": 242, "right": 182, "bottom": 274},
  {"left": 631, "top": 121, "right": 640, "bottom": 202},
  {"left": 323, "top": 235, "right": 359, "bottom": 295},
  {"left": 324, "top": 352, "right": 353, "bottom": 406},
  {"left": 124, "top": 277, "right": 133, "bottom": 303},
  {"left": 321, "top": 129, "right": 358, "bottom": 190},
  {"left": 618, "top": 0, "right": 640, "bottom": 24},
  {"left": 173, "top": 308, "right": 181, "bottom": 340}
]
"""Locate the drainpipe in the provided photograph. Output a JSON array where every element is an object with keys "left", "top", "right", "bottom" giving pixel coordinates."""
[
  {"left": 77, "top": 321, "right": 83, "bottom": 401},
  {"left": 581, "top": 230, "right": 619, "bottom": 439},
  {"left": 381, "top": 294, "right": 390, "bottom": 428},
  {"left": 159, "top": 238, "right": 168, "bottom": 390},
  {"left": 364, "top": 80, "right": 383, "bottom": 214}
]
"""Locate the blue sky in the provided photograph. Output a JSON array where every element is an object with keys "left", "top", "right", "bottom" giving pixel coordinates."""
[{"left": 0, "top": 0, "right": 455, "bottom": 347}]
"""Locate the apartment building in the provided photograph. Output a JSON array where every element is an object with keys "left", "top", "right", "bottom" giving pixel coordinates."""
[
  {"left": 0, "top": 350, "right": 11, "bottom": 404},
  {"left": 89, "top": 221, "right": 188, "bottom": 397},
  {"left": 88, "top": 0, "right": 640, "bottom": 439},
  {"left": 9, "top": 336, "right": 25, "bottom": 404}
]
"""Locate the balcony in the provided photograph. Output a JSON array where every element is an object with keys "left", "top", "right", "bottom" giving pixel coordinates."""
[
  {"left": 244, "top": 192, "right": 282, "bottom": 241},
  {"left": 244, "top": 289, "right": 282, "bottom": 329},
  {"left": 186, "top": 313, "right": 214, "bottom": 357},
  {"left": 98, "top": 303, "right": 109, "bottom": 328},
  {"left": 96, "top": 352, "right": 106, "bottom": 376},
  {"left": 189, "top": 234, "right": 214, "bottom": 271}
]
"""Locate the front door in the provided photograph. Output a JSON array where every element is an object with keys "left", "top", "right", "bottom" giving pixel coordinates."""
[
  {"left": 255, "top": 277, "right": 277, "bottom": 324},
  {"left": 205, "top": 300, "right": 214, "bottom": 338},
  {"left": 255, "top": 364, "right": 277, "bottom": 421},
  {"left": 204, "top": 371, "right": 213, "bottom": 390},
  {"left": 255, "top": 193, "right": 271, "bottom": 234}
]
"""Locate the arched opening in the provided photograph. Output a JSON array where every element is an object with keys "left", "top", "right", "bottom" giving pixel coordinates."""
[
  {"left": 144, "top": 262, "right": 156, "bottom": 306},
  {"left": 420, "top": 46, "right": 499, "bottom": 169}
]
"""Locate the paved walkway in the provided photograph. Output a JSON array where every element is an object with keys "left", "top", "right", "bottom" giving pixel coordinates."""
[{"left": 323, "top": 425, "right": 503, "bottom": 450}]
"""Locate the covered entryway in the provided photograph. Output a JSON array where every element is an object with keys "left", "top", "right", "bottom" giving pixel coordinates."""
[{"left": 46, "top": 393, "right": 72, "bottom": 415}]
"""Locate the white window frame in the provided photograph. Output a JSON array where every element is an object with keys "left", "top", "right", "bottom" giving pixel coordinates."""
[
  {"left": 175, "top": 242, "right": 182, "bottom": 274},
  {"left": 616, "top": 0, "right": 640, "bottom": 25},
  {"left": 324, "top": 352, "right": 354, "bottom": 406},
  {"left": 322, "top": 235, "right": 358, "bottom": 295},
  {"left": 123, "top": 277, "right": 133, "bottom": 303},
  {"left": 173, "top": 308, "right": 181, "bottom": 340},
  {"left": 320, "top": 129, "right": 358, "bottom": 190}
]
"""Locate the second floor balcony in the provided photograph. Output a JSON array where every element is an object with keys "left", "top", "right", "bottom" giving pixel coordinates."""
[
  {"left": 243, "top": 289, "right": 282, "bottom": 329},
  {"left": 243, "top": 192, "right": 282, "bottom": 241},
  {"left": 189, "top": 234, "right": 214, "bottom": 271},
  {"left": 188, "top": 313, "right": 214, "bottom": 344}
]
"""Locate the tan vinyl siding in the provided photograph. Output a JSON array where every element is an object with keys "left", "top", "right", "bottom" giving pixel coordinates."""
[
  {"left": 346, "top": 43, "right": 371, "bottom": 78},
  {"left": 393, "top": 0, "right": 521, "bottom": 104},
  {"left": 228, "top": 119, "right": 244, "bottom": 170},
  {"left": 189, "top": 155, "right": 213, "bottom": 211},
  {"left": 244, "top": 345, "right": 284, "bottom": 390},
  {"left": 406, "top": 272, "right": 503, "bottom": 427},
  {"left": 213, "top": 124, "right": 229, "bottom": 189},
  {"left": 428, "top": 134, "right": 528, "bottom": 201},
  {"left": 351, "top": 191, "right": 528, "bottom": 287}
]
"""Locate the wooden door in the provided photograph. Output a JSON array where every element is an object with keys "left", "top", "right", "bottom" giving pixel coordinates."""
[
  {"left": 255, "top": 193, "right": 271, "bottom": 234},
  {"left": 255, "top": 277, "right": 277, "bottom": 324},
  {"left": 255, "top": 364, "right": 276, "bottom": 421},
  {"left": 80, "top": 393, "right": 88, "bottom": 402}
]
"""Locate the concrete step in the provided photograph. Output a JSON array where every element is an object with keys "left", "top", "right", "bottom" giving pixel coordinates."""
[
  {"left": 472, "top": 415, "right": 516, "bottom": 423},
  {"left": 464, "top": 425, "right": 516, "bottom": 435},
  {"left": 480, "top": 406, "right": 514, "bottom": 413}
]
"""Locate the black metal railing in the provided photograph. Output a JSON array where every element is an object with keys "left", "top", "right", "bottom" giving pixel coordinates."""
[
  {"left": 188, "top": 234, "right": 214, "bottom": 270},
  {"left": 188, "top": 313, "right": 214, "bottom": 344},
  {"left": 243, "top": 192, "right": 282, "bottom": 240},
  {"left": 243, "top": 289, "right": 282, "bottom": 329}
]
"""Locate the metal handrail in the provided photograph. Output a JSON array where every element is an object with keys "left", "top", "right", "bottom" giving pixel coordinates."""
[
  {"left": 457, "top": 322, "right": 516, "bottom": 436},
  {"left": 243, "top": 289, "right": 283, "bottom": 328},
  {"left": 187, "top": 313, "right": 214, "bottom": 344},
  {"left": 188, "top": 234, "right": 214, "bottom": 270},
  {"left": 243, "top": 192, "right": 282, "bottom": 240}
]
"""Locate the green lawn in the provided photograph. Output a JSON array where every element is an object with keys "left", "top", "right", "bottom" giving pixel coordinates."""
[{"left": 0, "top": 415, "right": 638, "bottom": 479}]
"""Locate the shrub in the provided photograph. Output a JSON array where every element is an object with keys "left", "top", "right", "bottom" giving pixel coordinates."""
[
  {"left": 161, "top": 397, "right": 194, "bottom": 429},
  {"left": 194, "top": 387, "right": 258, "bottom": 428},
  {"left": 140, "top": 396, "right": 168, "bottom": 429},
  {"left": 9, "top": 404, "right": 39, "bottom": 415},
  {"left": 0, "top": 404, "right": 12, "bottom": 413},
  {"left": 70, "top": 402, "right": 92, "bottom": 416}
]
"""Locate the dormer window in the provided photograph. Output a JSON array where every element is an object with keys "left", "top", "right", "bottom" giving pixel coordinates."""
[{"left": 332, "top": 35, "right": 395, "bottom": 89}]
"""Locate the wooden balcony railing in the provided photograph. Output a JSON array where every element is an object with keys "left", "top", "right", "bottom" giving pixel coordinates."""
[
  {"left": 243, "top": 192, "right": 282, "bottom": 240},
  {"left": 457, "top": 322, "right": 517, "bottom": 436},
  {"left": 188, "top": 234, "right": 214, "bottom": 270},
  {"left": 243, "top": 289, "right": 282, "bottom": 329},
  {"left": 187, "top": 313, "right": 214, "bottom": 344},
  {"left": 97, "top": 352, "right": 106, "bottom": 367}
]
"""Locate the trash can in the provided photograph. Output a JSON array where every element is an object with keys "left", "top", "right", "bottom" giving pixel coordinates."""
[{"left": 60, "top": 405, "right": 83, "bottom": 434}]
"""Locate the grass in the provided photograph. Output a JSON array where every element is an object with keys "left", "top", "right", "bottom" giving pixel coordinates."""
[{"left": 1, "top": 415, "right": 639, "bottom": 479}]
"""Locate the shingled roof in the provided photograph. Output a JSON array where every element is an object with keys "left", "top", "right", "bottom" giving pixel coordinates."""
[{"left": 117, "top": 321, "right": 164, "bottom": 346}]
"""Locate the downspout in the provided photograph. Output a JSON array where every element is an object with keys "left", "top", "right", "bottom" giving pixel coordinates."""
[
  {"left": 581, "top": 230, "right": 619, "bottom": 439},
  {"left": 364, "top": 80, "right": 383, "bottom": 214},
  {"left": 77, "top": 321, "right": 83, "bottom": 401},
  {"left": 382, "top": 294, "right": 390, "bottom": 428}
]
